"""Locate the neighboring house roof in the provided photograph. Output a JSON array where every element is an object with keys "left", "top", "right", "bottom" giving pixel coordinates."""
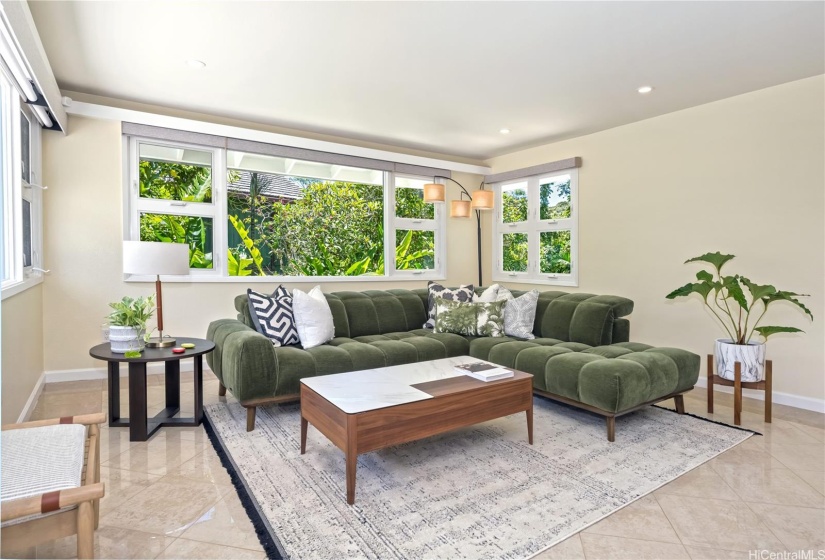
[{"left": 227, "top": 171, "right": 303, "bottom": 200}]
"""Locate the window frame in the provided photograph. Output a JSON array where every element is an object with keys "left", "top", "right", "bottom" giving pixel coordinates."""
[
  {"left": 386, "top": 174, "right": 444, "bottom": 278},
  {"left": 1, "top": 69, "right": 44, "bottom": 300},
  {"left": 123, "top": 137, "right": 447, "bottom": 282},
  {"left": 126, "top": 137, "right": 224, "bottom": 278},
  {"left": 491, "top": 169, "right": 579, "bottom": 287}
]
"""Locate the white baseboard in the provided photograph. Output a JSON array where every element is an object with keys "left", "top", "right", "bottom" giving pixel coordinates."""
[
  {"left": 44, "top": 361, "right": 212, "bottom": 383},
  {"left": 17, "top": 371, "right": 46, "bottom": 423},
  {"left": 694, "top": 377, "right": 825, "bottom": 414}
]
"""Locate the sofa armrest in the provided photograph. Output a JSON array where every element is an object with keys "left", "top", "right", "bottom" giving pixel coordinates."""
[
  {"left": 207, "top": 319, "right": 279, "bottom": 402},
  {"left": 219, "top": 329, "right": 279, "bottom": 403}
]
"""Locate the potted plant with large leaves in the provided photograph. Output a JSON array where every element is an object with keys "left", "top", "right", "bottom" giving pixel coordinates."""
[
  {"left": 666, "top": 252, "right": 813, "bottom": 382},
  {"left": 106, "top": 295, "right": 155, "bottom": 354}
]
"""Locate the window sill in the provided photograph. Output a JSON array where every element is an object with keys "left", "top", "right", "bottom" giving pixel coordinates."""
[
  {"left": 1, "top": 274, "right": 44, "bottom": 301},
  {"left": 124, "top": 273, "right": 446, "bottom": 283},
  {"left": 492, "top": 274, "right": 578, "bottom": 288}
]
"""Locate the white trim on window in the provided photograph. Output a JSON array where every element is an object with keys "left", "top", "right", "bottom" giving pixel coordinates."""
[
  {"left": 491, "top": 169, "right": 579, "bottom": 287},
  {"left": 1, "top": 68, "right": 44, "bottom": 300},
  {"left": 123, "top": 137, "right": 446, "bottom": 282}
]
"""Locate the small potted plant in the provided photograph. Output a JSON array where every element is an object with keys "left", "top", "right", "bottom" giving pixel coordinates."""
[
  {"left": 666, "top": 252, "right": 812, "bottom": 382},
  {"left": 106, "top": 295, "right": 155, "bottom": 354}
]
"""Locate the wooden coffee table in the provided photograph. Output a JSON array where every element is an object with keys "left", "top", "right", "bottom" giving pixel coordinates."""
[{"left": 300, "top": 357, "right": 533, "bottom": 504}]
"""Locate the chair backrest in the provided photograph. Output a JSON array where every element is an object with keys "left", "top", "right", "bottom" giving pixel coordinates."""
[{"left": 234, "top": 287, "right": 633, "bottom": 345}]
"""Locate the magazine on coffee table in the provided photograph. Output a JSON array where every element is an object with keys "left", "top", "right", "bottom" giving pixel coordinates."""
[{"left": 454, "top": 362, "right": 514, "bottom": 382}]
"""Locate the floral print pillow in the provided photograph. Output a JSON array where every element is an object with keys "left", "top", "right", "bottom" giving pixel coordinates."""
[{"left": 433, "top": 298, "right": 505, "bottom": 337}]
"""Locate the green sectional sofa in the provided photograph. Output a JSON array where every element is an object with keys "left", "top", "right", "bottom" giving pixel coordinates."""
[{"left": 206, "top": 288, "right": 699, "bottom": 441}]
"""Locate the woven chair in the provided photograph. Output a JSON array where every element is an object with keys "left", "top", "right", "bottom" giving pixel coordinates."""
[{"left": 1, "top": 413, "right": 106, "bottom": 559}]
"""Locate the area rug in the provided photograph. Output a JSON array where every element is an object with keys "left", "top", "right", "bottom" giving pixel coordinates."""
[{"left": 204, "top": 397, "right": 754, "bottom": 560}]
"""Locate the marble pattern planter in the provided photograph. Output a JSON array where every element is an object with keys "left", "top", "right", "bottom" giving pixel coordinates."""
[
  {"left": 109, "top": 326, "right": 145, "bottom": 354},
  {"left": 715, "top": 339, "right": 766, "bottom": 382}
]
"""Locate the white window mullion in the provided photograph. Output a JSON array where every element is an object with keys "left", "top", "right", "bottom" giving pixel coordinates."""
[
  {"left": 212, "top": 147, "right": 227, "bottom": 276},
  {"left": 384, "top": 171, "right": 394, "bottom": 277}
]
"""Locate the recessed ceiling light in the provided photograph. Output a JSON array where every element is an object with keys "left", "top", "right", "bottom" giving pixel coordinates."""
[
  {"left": 185, "top": 59, "right": 206, "bottom": 69},
  {"left": 637, "top": 86, "right": 654, "bottom": 94},
  {"left": 499, "top": 128, "right": 511, "bottom": 134}
]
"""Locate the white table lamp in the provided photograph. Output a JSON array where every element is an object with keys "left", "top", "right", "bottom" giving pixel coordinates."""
[{"left": 123, "top": 241, "right": 189, "bottom": 348}]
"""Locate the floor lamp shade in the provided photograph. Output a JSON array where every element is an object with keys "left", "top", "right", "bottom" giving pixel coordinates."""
[
  {"left": 451, "top": 199, "right": 472, "bottom": 218},
  {"left": 122, "top": 241, "right": 189, "bottom": 348},
  {"left": 123, "top": 241, "right": 190, "bottom": 276},
  {"left": 423, "top": 183, "right": 446, "bottom": 203},
  {"left": 471, "top": 189, "right": 494, "bottom": 210}
]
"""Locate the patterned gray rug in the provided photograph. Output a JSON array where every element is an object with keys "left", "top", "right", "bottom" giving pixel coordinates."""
[{"left": 204, "top": 397, "right": 753, "bottom": 560}]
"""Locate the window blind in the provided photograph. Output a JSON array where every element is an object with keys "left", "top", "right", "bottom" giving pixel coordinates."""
[
  {"left": 122, "top": 123, "right": 451, "bottom": 179},
  {"left": 484, "top": 157, "right": 581, "bottom": 184}
]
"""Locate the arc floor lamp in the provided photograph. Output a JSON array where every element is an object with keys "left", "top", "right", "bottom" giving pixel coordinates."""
[{"left": 423, "top": 177, "right": 493, "bottom": 287}]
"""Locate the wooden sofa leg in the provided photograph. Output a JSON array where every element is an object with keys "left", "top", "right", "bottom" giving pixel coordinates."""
[
  {"left": 218, "top": 383, "right": 226, "bottom": 397},
  {"left": 606, "top": 417, "right": 615, "bottom": 442},
  {"left": 674, "top": 394, "right": 685, "bottom": 414},
  {"left": 246, "top": 406, "right": 256, "bottom": 432}
]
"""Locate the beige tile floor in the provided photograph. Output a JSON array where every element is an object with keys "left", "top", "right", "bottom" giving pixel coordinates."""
[{"left": 12, "top": 372, "right": 825, "bottom": 560}]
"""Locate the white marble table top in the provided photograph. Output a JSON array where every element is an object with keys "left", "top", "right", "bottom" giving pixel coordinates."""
[{"left": 300, "top": 356, "right": 484, "bottom": 414}]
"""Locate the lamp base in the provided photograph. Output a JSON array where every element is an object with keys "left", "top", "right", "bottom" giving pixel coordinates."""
[{"left": 145, "top": 337, "right": 176, "bottom": 348}]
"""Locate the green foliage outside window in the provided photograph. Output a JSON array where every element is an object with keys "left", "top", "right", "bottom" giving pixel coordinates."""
[
  {"left": 226, "top": 174, "right": 436, "bottom": 276},
  {"left": 502, "top": 233, "right": 528, "bottom": 272}
]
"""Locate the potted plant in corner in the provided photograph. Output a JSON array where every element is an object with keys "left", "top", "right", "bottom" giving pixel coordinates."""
[
  {"left": 666, "top": 252, "right": 813, "bottom": 382},
  {"left": 106, "top": 295, "right": 155, "bottom": 354}
]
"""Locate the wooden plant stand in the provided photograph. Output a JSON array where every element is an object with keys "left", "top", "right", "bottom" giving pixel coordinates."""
[{"left": 707, "top": 354, "right": 772, "bottom": 425}]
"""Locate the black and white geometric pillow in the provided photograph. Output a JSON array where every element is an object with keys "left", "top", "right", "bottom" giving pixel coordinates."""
[
  {"left": 424, "top": 281, "right": 475, "bottom": 329},
  {"left": 247, "top": 287, "right": 300, "bottom": 347}
]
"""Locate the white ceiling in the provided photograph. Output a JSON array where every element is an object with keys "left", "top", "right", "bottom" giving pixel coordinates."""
[{"left": 29, "top": 1, "right": 825, "bottom": 160}]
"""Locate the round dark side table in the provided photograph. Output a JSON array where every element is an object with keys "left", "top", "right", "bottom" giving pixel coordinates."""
[{"left": 90, "top": 337, "right": 215, "bottom": 442}]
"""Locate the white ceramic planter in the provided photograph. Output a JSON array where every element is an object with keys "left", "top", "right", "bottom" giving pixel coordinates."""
[
  {"left": 109, "top": 326, "right": 145, "bottom": 354},
  {"left": 714, "top": 339, "right": 766, "bottom": 382}
]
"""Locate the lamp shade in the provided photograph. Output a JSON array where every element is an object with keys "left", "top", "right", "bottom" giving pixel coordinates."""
[
  {"left": 423, "top": 183, "right": 445, "bottom": 203},
  {"left": 123, "top": 241, "right": 189, "bottom": 276},
  {"left": 451, "top": 199, "right": 471, "bottom": 218},
  {"left": 471, "top": 189, "right": 494, "bottom": 210}
]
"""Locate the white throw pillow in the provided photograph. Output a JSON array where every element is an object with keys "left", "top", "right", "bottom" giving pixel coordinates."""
[
  {"left": 292, "top": 286, "right": 335, "bottom": 349},
  {"left": 477, "top": 284, "right": 501, "bottom": 303}
]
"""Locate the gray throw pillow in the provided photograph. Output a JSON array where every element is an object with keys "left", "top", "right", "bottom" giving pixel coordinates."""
[
  {"left": 424, "top": 281, "right": 474, "bottom": 328},
  {"left": 498, "top": 289, "right": 539, "bottom": 339}
]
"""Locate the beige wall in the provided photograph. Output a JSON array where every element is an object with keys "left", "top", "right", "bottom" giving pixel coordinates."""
[
  {"left": 485, "top": 75, "right": 825, "bottom": 405},
  {"left": 2, "top": 284, "right": 44, "bottom": 423},
  {"left": 42, "top": 115, "right": 481, "bottom": 373}
]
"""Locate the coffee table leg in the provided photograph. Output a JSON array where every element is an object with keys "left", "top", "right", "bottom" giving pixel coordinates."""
[
  {"left": 300, "top": 416, "right": 307, "bottom": 454},
  {"left": 346, "top": 415, "right": 357, "bottom": 505},
  {"left": 526, "top": 404, "right": 533, "bottom": 445}
]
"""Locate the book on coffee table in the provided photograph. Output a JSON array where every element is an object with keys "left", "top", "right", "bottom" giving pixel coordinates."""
[{"left": 454, "top": 362, "right": 514, "bottom": 382}]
